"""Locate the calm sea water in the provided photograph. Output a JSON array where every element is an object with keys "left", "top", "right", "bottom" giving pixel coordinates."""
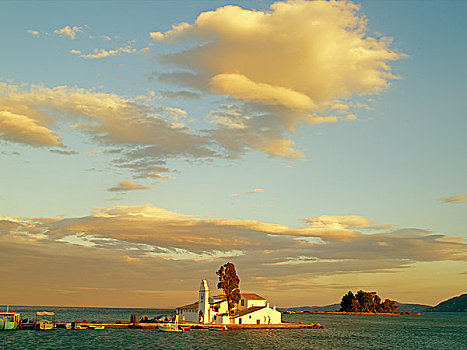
[{"left": 1, "top": 306, "right": 466, "bottom": 349}]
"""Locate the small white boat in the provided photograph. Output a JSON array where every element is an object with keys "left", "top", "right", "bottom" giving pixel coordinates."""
[
  {"left": 35, "top": 311, "right": 55, "bottom": 330},
  {"left": 89, "top": 325, "right": 105, "bottom": 330},
  {"left": 158, "top": 323, "right": 184, "bottom": 332},
  {"left": 209, "top": 325, "right": 228, "bottom": 331}
]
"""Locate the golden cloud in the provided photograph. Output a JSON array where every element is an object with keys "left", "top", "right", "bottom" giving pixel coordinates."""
[
  {"left": 441, "top": 195, "right": 467, "bottom": 204},
  {"left": 0, "top": 83, "right": 215, "bottom": 177},
  {"left": 0, "top": 110, "right": 63, "bottom": 147},
  {"left": 1, "top": 205, "right": 466, "bottom": 306},
  {"left": 156, "top": 0, "right": 403, "bottom": 120},
  {"left": 247, "top": 188, "right": 264, "bottom": 194},
  {"left": 107, "top": 180, "right": 151, "bottom": 192},
  {"left": 54, "top": 25, "right": 83, "bottom": 40}
]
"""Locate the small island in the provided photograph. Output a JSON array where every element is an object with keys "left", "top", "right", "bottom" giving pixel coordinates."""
[{"left": 285, "top": 290, "right": 420, "bottom": 316}]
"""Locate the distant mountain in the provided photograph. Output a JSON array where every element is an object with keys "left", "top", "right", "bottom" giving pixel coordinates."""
[
  {"left": 279, "top": 304, "right": 340, "bottom": 312},
  {"left": 425, "top": 294, "right": 467, "bottom": 312},
  {"left": 395, "top": 303, "right": 430, "bottom": 313}
]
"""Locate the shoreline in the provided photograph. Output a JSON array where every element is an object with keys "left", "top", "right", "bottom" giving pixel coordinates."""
[{"left": 284, "top": 311, "right": 420, "bottom": 316}]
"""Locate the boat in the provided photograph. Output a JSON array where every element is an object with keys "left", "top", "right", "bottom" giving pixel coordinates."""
[
  {"left": 0, "top": 308, "right": 20, "bottom": 330},
  {"left": 35, "top": 311, "right": 55, "bottom": 330},
  {"left": 89, "top": 325, "right": 105, "bottom": 330},
  {"left": 158, "top": 323, "right": 184, "bottom": 332},
  {"left": 209, "top": 325, "right": 228, "bottom": 331},
  {"left": 74, "top": 324, "right": 88, "bottom": 329}
]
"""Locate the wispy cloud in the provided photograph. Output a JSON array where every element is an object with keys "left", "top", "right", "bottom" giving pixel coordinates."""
[
  {"left": 441, "top": 195, "right": 467, "bottom": 204},
  {"left": 70, "top": 45, "right": 151, "bottom": 59},
  {"left": 248, "top": 188, "right": 264, "bottom": 194},
  {"left": 107, "top": 180, "right": 151, "bottom": 192},
  {"left": 1, "top": 205, "right": 465, "bottom": 306},
  {"left": 0, "top": 83, "right": 215, "bottom": 178},
  {"left": 27, "top": 29, "right": 39, "bottom": 37}
]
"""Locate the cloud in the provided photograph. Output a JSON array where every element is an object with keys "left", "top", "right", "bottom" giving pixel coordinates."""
[
  {"left": 151, "top": 0, "right": 403, "bottom": 160},
  {"left": 49, "top": 149, "right": 78, "bottom": 155},
  {"left": 0, "top": 82, "right": 216, "bottom": 178},
  {"left": 208, "top": 104, "right": 305, "bottom": 159},
  {"left": 107, "top": 180, "right": 151, "bottom": 192},
  {"left": 159, "top": 90, "right": 202, "bottom": 100},
  {"left": 441, "top": 195, "right": 467, "bottom": 204},
  {"left": 151, "top": 173, "right": 174, "bottom": 179},
  {"left": 248, "top": 188, "right": 264, "bottom": 194},
  {"left": 1, "top": 205, "right": 465, "bottom": 306},
  {"left": 210, "top": 73, "right": 315, "bottom": 110},
  {"left": 27, "top": 30, "right": 39, "bottom": 37},
  {"left": 54, "top": 25, "right": 83, "bottom": 40},
  {"left": 70, "top": 45, "right": 150, "bottom": 59},
  {"left": 0, "top": 110, "right": 63, "bottom": 147},
  {"left": 155, "top": 0, "right": 402, "bottom": 121}
]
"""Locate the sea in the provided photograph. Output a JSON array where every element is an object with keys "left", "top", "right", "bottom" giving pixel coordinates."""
[{"left": 1, "top": 306, "right": 466, "bottom": 349}]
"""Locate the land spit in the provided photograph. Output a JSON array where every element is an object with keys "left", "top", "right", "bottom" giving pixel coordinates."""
[{"left": 284, "top": 311, "right": 420, "bottom": 316}]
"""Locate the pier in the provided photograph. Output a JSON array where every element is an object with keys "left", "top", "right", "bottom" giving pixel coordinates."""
[{"left": 18, "top": 319, "right": 324, "bottom": 330}]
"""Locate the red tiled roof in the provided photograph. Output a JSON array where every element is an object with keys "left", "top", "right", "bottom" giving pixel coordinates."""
[{"left": 241, "top": 293, "right": 266, "bottom": 300}]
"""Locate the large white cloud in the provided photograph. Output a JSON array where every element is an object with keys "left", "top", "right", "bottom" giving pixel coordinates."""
[
  {"left": 155, "top": 0, "right": 402, "bottom": 117},
  {"left": 151, "top": 0, "right": 403, "bottom": 159}
]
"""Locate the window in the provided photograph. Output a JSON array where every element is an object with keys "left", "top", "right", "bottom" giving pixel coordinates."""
[
  {"left": 241, "top": 300, "right": 245, "bottom": 306},
  {"left": 238, "top": 318, "right": 242, "bottom": 324},
  {"left": 256, "top": 319, "right": 260, "bottom": 325}
]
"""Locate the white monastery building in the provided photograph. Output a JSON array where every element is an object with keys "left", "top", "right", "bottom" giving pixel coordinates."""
[{"left": 176, "top": 279, "right": 282, "bottom": 325}]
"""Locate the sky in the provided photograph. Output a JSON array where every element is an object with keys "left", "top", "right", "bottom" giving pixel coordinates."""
[{"left": 1, "top": 0, "right": 466, "bottom": 308}]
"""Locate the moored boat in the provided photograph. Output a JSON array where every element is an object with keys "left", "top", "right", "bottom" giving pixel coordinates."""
[
  {"left": 89, "top": 324, "right": 105, "bottom": 330},
  {"left": 158, "top": 323, "right": 184, "bottom": 332},
  {"left": 35, "top": 311, "right": 55, "bottom": 330},
  {"left": 0, "top": 311, "right": 20, "bottom": 330}
]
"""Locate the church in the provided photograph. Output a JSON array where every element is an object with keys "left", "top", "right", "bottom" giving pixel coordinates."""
[{"left": 176, "top": 279, "right": 282, "bottom": 325}]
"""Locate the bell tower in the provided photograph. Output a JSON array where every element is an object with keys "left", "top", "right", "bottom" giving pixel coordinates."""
[{"left": 198, "top": 279, "right": 210, "bottom": 323}]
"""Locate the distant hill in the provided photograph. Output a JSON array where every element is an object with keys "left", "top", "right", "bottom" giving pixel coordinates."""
[
  {"left": 425, "top": 294, "right": 467, "bottom": 312},
  {"left": 279, "top": 304, "right": 340, "bottom": 312},
  {"left": 395, "top": 303, "right": 430, "bottom": 313},
  {"left": 280, "top": 302, "right": 430, "bottom": 313}
]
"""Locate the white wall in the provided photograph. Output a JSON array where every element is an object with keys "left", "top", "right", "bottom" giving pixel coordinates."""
[
  {"left": 238, "top": 296, "right": 267, "bottom": 310},
  {"left": 177, "top": 309, "right": 198, "bottom": 323},
  {"left": 233, "top": 307, "right": 281, "bottom": 325}
]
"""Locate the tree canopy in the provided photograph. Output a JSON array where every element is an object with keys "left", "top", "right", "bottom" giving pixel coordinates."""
[
  {"left": 339, "top": 290, "right": 399, "bottom": 313},
  {"left": 216, "top": 262, "right": 241, "bottom": 314}
]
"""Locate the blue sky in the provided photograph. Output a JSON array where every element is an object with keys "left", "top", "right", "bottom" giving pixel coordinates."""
[{"left": 1, "top": 0, "right": 465, "bottom": 307}]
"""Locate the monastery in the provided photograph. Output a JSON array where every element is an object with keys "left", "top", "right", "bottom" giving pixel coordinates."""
[{"left": 176, "top": 280, "right": 282, "bottom": 325}]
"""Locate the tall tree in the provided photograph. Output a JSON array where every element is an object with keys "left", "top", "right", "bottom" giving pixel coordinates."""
[
  {"left": 340, "top": 291, "right": 357, "bottom": 312},
  {"left": 340, "top": 290, "right": 399, "bottom": 313},
  {"left": 217, "top": 262, "right": 241, "bottom": 314}
]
